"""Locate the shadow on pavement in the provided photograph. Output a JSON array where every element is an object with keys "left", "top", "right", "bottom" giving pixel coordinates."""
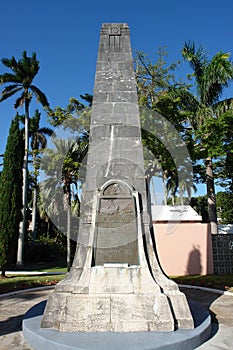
[
  {"left": 0, "top": 314, "right": 23, "bottom": 336},
  {"left": 181, "top": 287, "right": 220, "bottom": 340}
]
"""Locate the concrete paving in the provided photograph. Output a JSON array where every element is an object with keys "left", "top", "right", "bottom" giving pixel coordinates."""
[{"left": 0, "top": 286, "right": 232, "bottom": 350}]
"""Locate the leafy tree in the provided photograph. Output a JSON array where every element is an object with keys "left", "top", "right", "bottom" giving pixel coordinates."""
[
  {"left": 0, "top": 154, "right": 3, "bottom": 166},
  {"left": 135, "top": 48, "right": 194, "bottom": 204},
  {"left": 216, "top": 191, "right": 233, "bottom": 224},
  {"left": 182, "top": 42, "right": 233, "bottom": 234},
  {"left": 0, "top": 116, "right": 23, "bottom": 276},
  {"left": 0, "top": 51, "right": 49, "bottom": 265},
  {"left": 190, "top": 196, "right": 209, "bottom": 222},
  {"left": 47, "top": 95, "right": 92, "bottom": 134},
  {"left": 210, "top": 110, "right": 233, "bottom": 191}
]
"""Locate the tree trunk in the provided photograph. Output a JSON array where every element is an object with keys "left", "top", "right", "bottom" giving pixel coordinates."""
[
  {"left": 31, "top": 185, "right": 38, "bottom": 247},
  {"left": 67, "top": 203, "right": 71, "bottom": 272},
  {"left": 180, "top": 194, "right": 184, "bottom": 206},
  {"left": 17, "top": 98, "right": 29, "bottom": 266},
  {"left": 171, "top": 194, "right": 175, "bottom": 206},
  {"left": 151, "top": 176, "right": 156, "bottom": 205},
  {"left": 205, "top": 157, "right": 218, "bottom": 234},
  {"left": 162, "top": 176, "right": 167, "bottom": 205},
  {"left": 64, "top": 186, "right": 71, "bottom": 272},
  {"left": 47, "top": 218, "right": 50, "bottom": 237}
]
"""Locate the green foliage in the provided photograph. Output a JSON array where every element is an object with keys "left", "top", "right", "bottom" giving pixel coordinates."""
[
  {"left": 172, "top": 273, "right": 233, "bottom": 291},
  {"left": 0, "top": 274, "right": 65, "bottom": 294},
  {"left": 0, "top": 116, "right": 24, "bottom": 272},
  {"left": 135, "top": 47, "right": 181, "bottom": 109},
  {"left": 182, "top": 42, "right": 233, "bottom": 232},
  {"left": 182, "top": 42, "right": 233, "bottom": 106},
  {"left": 0, "top": 51, "right": 49, "bottom": 108},
  {"left": 216, "top": 191, "right": 233, "bottom": 224},
  {"left": 182, "top": 42, "right": 233, "bottom": 159},
  {"left": 190, "top": 196, "right": 209, "bottom": 222},
  {"left": 39, "top": 135, "right": 88, "bottom": 238},
  {"left": 47, "top": 96, "right": 91, "bottom": 134},
  {"left": 0, "top": 50, "right": 50, "bottom": 266},
  {"left": 135, "top": 48, "right": 194, "bottom": 202}
]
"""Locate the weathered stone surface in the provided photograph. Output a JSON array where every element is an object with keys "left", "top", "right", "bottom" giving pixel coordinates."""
[{"left": 41, "top": 23, "right": 194, "bottom": 333}]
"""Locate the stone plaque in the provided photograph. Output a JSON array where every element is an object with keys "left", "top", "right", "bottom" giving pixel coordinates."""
[{"left": 93, "top": 182, "right": 139, "bottom": 265}]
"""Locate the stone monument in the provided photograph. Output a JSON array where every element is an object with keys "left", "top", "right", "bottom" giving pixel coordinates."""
[{"left": 41, "top": 23, "right": 194, "bottom": 332}]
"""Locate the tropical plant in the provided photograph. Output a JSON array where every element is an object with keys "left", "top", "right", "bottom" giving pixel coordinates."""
[
  {"left": 190, "top": 195, "right": 209, "bottom": 222},
  {"left": 47, "top": 95, "right": 92, "bottom": 134},
  {"left": 182, "top": 41, "right": 233, "bottom": 234},
  {"left": 40, "top": 135, "right": 88, "bottom": 271},
  {"left": 135, "top": 48, "right": 194, "bottom": 204},
  {"left": 0, "top": 51, "right": 49, "bottom": 265},
  {"left": 0, "top": 116, "right": 23, "bottom": 276},
  {"left": 216, "top": 191, "right": 233, "bottom": 224},
  {"left": 28, "top": 110, "right": 53, "bottom": 245},
  {"left": 0, "top": 154, "right": 3, "bottom": 166}
]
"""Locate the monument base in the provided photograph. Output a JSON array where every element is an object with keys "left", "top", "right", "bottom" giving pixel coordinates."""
[
  {"left": 40, "top": 265, "right": 194, "bottom": 332},
  {"left": 23, "top": 299, "right": 212, "bottom": 350}
]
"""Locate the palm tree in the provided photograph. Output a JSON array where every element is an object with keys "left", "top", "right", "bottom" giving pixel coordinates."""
[
  {"left": 40, "top": 136, "right": 88, "bottom": 271},
  {"left": 182, "top": 42, "right": 233, "bottom": 234},
  {"left": 28, "top": 110, "right": 53, "bottom": 246},
  {"left": 0, "top": 51, "right": 49, "bottom": 265}
]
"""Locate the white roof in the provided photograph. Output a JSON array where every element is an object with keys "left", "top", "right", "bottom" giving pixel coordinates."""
[{"left": 151, "top": 205, "right": 202, "bottom": 222}]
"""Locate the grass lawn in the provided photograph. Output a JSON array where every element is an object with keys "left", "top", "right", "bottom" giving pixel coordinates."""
[
  {"left": 0, "top": 266, "right": 233, "bottom": 295},
  {"left": 0, "top": 266, "right": 67, "bottom": 295},
  {"left": 171, "top": 274, "right": 233, "bottom": 293}
]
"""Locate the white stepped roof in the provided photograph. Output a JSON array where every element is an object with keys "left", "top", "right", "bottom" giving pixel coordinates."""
[{"left": 151, "top": 205, "right": 202, "bottom": 222}]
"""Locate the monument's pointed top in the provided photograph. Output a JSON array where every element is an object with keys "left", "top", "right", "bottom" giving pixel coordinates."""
[
  {"left": 101, "top": 23, "right": 129, "bottom": 27},
  {"left": 100, "top": 23, "right": 130, "bottom": 36}
]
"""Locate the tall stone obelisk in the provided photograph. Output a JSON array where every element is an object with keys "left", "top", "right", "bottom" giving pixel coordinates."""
[{"left": 41, "top": 23, "right": 194, "bottom": 332}]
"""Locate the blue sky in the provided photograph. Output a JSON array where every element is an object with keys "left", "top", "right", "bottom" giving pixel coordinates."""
[{"left": 0, "top": 0, "right": 232, "bottom": 196}]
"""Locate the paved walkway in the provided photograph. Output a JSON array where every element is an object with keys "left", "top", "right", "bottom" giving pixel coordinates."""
[{"left": 0, "top": 286, "right": 232, "bottom": 349}]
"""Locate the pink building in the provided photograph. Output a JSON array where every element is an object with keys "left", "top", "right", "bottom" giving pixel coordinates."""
[{"left": 152, "top": 205, "right": 214, "bottom": 276}]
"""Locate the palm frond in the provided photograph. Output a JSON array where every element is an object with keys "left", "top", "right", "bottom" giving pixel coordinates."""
[
  {"left": 203, "top": 52, "right": 233, "bottom": 105},
  {"left": 214, "top": 98, "right": 233, "bottom": 116},
  {"left": 30, "top": 85, "right": 49, "bottom": 107},
  {"left": 31, "top": 133, "right": 47, "bottom": 150},
  {"left": 169, "top": 86, "right": 199, "bottom": 112},
  {"left": 1, "top": 56, "right": 18, "bottom": 71},
  {"left": 0, "top": 73, "right": 21, "bottom": 84},
  {"left": 0, "top": 86, "right": 22, "bottom": 102},
  {"left": 14, "top": 91, "right": 26, "bottom": 109},
  {"left": 1, "top": 84, "right": 20, "bottom": 92},
  {"left": 182, "top": 41, "right": 207, "bottom": 81},
  {"left": 37, "top": 127, "right": 54, "bottom": 136},
  {"left": 19, "top": 51, "right": 40, "bottom": 84}
]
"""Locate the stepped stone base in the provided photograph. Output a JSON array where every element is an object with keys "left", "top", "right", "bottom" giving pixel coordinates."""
[
  {"left": 41, "top": 266, "right": 194, "bottom": 332},
  {"left": 23, "top": 299, "right": 211, "bottom": 350},
  {"left": 42, "top": 293, "right": 173, "bottom": 332}
]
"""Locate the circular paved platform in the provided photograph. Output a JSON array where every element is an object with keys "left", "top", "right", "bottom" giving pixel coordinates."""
[{"left": 23, "top": 299, "right": 211, "bottom": 350}]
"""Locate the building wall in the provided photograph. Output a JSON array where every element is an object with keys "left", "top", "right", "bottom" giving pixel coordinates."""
[{"left": 153, "top": 222, "right": 214, "bottom": 276}]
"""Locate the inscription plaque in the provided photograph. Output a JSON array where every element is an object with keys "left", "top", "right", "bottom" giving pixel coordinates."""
[{"left": 93, "top": 182, "right": 139, "bottom": 266}]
